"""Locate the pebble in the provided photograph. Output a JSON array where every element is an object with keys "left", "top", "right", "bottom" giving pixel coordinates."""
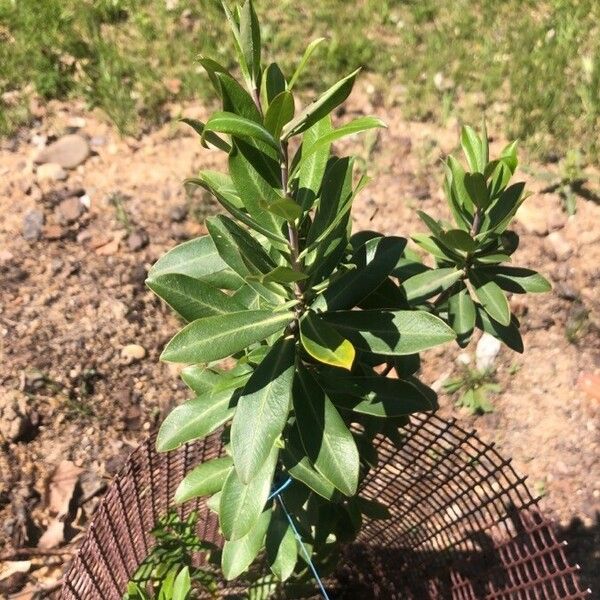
[
  {"left": 34, "top": 134, "right": 90, "bottom": 169},
  {"left": 515, "top": 203, "right": 549, "bottom": 236},
  {"left": 127, "top": 228, "right": 149, "bottom": 251},
  {"left": 577, "top": 372, "right": 600, "bottom": 402},
  {"left": 22, "top": 210, "right": 44, "bottom": 241},
  {"left": 455, "top": 352, "right": 471, "bottom": 366},
  {"left": 121, "top": 344, "right": 146, "bottom": 364},
  {"left": 0, "top": 390, "right": 39, "bottom": 443},
  {"left": 57, "top": 196, "right": 84, "bottom": 224},
  {"left": 36, "top": 162, "right": 67, "bottom": 182},
  {"left": 475, "top": 333, "right": 502, "bottom": 371},
  {"left": 544, "top": 231, "right": 573, "bottom": 261}
]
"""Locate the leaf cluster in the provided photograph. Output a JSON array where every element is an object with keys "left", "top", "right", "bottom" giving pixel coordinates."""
[{"left": 146, "top": 1, "right": 550, "bottom": 592}]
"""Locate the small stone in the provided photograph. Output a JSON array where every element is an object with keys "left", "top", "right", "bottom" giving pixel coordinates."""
[
  {"left": 22, "top": 210, "right": 44, "bottom": 241},
  {"left": 43, "top": 224, "right": 65, "bottom": 240},
  {"left": 67, "top": 116, "right": 87, "bottom": 129},
  {"left": 34, "top": 134, "right": 90, "bottom": 169},
  {"left": 544, "top": 231, "right": 573, "bottom": 261},
  {"left": 36, "top": 162, "right": 67, "bottom": 182},
  {"left": 90, "top": 136, "right": 106, "bottom": 147},
  {"left": 0, "top": 390, "right": 39, "bottom": 443},
  {"left": 169, "top": 204, "right": 188, "bottom": 222},
  {"left": 127, "top": 228, "right": 149, "bottom": 251},
  {"left": 121, "top": 344, "right": 146, "bottom": 364},
  {"left": 57, "top": 196, "right": 83, "bottom": 224},
  {"left": 555, "top": 284, "right": 579, "bottom": 301},
  {"left": 515, "top": 203, "right": 549, "bottom": 236},
  {"left": 456, "top": 352, "right": 471, "bottom": 366},
  {"left": 476, "top": 333, "right": 502, "bottom": 371},
  {"left": 413, "top": 185, "right": 430, "bottom": 201}
]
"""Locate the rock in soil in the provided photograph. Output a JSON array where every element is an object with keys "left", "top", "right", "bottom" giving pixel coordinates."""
[
  {"left": 22, "top": 210, "right": 44, "bottom": 241},
  {"left": 127, "top": 228, "right": 149, "bottom": 251},
  {"left": 34, "top": 134, "right": 90, "bottom": 169},
  {"left": 169, "top": 203, "right": 188, "bottom": 222},
  {"left": 36, "top": 162, "right": 67, "bottom": 182},
  {"left": 544, "top": 231, "right": 573, "bottom": 261},
  {"left": 0, "top": 390, "right": 39, "bottom": 443},
  {"left": 56, "top": 196, "right": 84, "bottom": 224},
  {"left": 120, "top": 344, "right": 147, "bottom": 364},
  {"left": 476, "top": 333, "right": 502, "bottom": 371}
]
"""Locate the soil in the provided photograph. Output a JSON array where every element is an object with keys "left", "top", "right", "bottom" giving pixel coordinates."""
[{"left": 1, "top": 85, "right": 599, "bottom": 597}]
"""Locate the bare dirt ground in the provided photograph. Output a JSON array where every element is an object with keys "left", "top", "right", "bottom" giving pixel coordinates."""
[{"left": 1, "top": 84, "right": 599, "bottom": 597}]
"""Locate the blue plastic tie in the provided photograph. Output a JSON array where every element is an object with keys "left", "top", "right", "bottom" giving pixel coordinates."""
[{"left": 268, "top": 478, "right": 331, "bottom": 600}]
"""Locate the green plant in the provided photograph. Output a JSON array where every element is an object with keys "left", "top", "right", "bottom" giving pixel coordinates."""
[
  {"left": 443, "top": 367, "right": 501, "bottom": 415},
  {"left": 146, "top": 1, "right": 550, "bottom": 594},
  {"left": 123, "top": 511, "right": 218, "bottom": 600}
]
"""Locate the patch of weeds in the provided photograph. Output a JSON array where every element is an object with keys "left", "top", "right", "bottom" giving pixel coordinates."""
[
  {"left": 443, "top": 367, "right": 501, "bottom": 415},
  {"left": 565, "top": 301, "right": 592, "bottom": 344},
  {"left": 107, "top": 192, "right": 132, "bottom": 232}
]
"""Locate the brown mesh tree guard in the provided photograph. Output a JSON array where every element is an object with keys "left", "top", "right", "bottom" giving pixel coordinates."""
[{"left": 60, "top": 413, "right": 592, "bottom": 599}]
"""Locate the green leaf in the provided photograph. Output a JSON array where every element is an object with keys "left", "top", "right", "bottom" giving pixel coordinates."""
[
  {"left": 231, "top": 337, "right": 295, "bottom": 483},
  {"left": 293, "top": 366, "right": 359, "bottom": 496},
  {"left": 281, "top": 68, "right": 360, "bottom": 139},
  {"left": 300, "top": 311, "right": 355, "bottom": 370},
  {"left": 221, "top": 1, "right": 250, "bottom": 84},
  {"left": 206, "top": 214, "right": 276, "bottom": 277},
  {"left": 147, "top": 235, "right": 229, "bottom": 281},
  {"left": 156, "top": 385, "right": 245, "bottom": 452},
  {"left": 470, "top": 272, "right": 511, "bottom": 326},
  {"left": 464, "top": 172, "right": 490, "bottom": 209},
  {"left": 172, "top": 567, "right": 190, "bottom": 600},
  {"left": 179, "top": 118, "right": 231, "bottom": 152},
  {"left": 198, "top": 55, "right": 231, "bottom": 94},
  {"left": 298, "top": 116, "right": 386, "bottom": 162},
  {"left": 296, "top": 115, "right": 332, "bottom": 212},
  {"left": 261, "top": 266, "right": 308, "bottom": 283},
  {"left": 323, "top": 310, "right": 456, "bottom": 355},
  {"left": 147, "top": 274, "right": 246, "bottom": 322},
  {"left": 262, "top": 196, "right": 302, "bottom": 222},
  {"left": 220, "top": 446, "right": 277, "bottom": 540},
  {"left": 282, "top": 428, "right": 337, "bottom": 500},
  {"left": 411, "top": 234, "right": 463, "bottom": 264},
  {"left": 314, "top": 236, "right": 407, "bottom": 311},
  {"left": 448, "top": 286, "right": 476, "bottom": 341},
  {"left": 476, "top": 307, "right": 523, "bottom": 353},
  {"left": 161, "top": 310, "right": 293, "bottom": 363},
  {"left": 479, "top": 266, "right": 551, "bottom": 294},
  {"left": 261, "top": 62, "right": 286, "bottom": 106},
  {"left": 461, "top": 125, "right": 484, "bottom": 172},
  {"left": 266, "top": 511, "right": 297, "bottom": 581},
  {"left": 401, "top": 268, "right": 463, "bottom": 303},
  {"left": 487, "top": 182, "right": 526, "bottom": 232},
  {"left": 248, "top": 575, "right": 279, "bottom": 600},
  {"left": 204, "top": 112, "right": 280, "bottom": 153},
  {"left": 440, "top": 229, "right": 477, "bottom": 253},
  {"left": 180, "top": 366, "right": 221, "bottom": 395},
  {"left": 222, "top": 509, "right": 271, "bottom": 580},
  {"left": 217, "top": 72, "right": 261, "bottom": 122},
  {"left": 319, "top": 372, "right": 437, "bottom": 417},
  {"left": 446, "top": 155, "right": 474, "bottom": 214},
  {"left": 175, "top": 456, "right": 233, "bottom": 504},
  {"left": 264, "top": 91, "right": 295, "bottom": 138},
  {"left": 288, "top": 37, "right": 325, "bottom": 90},
  {"left": 239, "top": 0, "right": 261, "bottom": 84}
]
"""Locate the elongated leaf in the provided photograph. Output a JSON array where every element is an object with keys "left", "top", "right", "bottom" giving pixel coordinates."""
[
  {"left": 262, "top": 196, "right": 302, "bottom": 222},
  {"left": 461, "top": 125, "right": 484, "bottom": 172},
  {"left": 220, "top": 446, "right": 277, "bottom": 540},
  {"left": 161, "top": 310, "right": 293, "bottom": 363},
  {"left": 281, "top": 69, "right": 360, "bottom": 139},
  {"left": 222, "top": 509, "right": 272, "bottom": 580},
  {"left": 446, "top": 155, "right": 474, "bottom": 214},
  {"left": 288, "top": 37, "right": 325, "bottom": 90},
  {"left": 264, "top": 91, "right": 295, "bottom": 138},
  {"left": 487, "top": 182, "right": 526, "bottom": 232},
  {"left": 479, "top": 266, "right": 551, "bottom": 294},
  {"left": 464, "top": 172, "right": 490, "bottom": 209},
  {"left": 296, "top": 115, "right": 332, "bottom": 211},
  {"left": 323, "top": 309, "right": 456, "bottom": 355},
  {"left": 476, "top": 306, "right": 524, "bottom": 353},
  {"left": 402, "top": 268, "right": 463, "bottom": 303},
  {"left": 172, "top": 567, "right": 190, "bottom": 600},
  {"left": 248, "top": 575, "right": 279, "bottom": 600},
  {"left": 320, "top": 372, "right": 437, "bottom": 417},
  {"left": 147, "top": 274, "right": 246, "bottom": 322},
  {"left": 299, "top": 116, "right": 386, "bottom": 162},
  {"left": 261, "top": 266, "right": 307, "bottom": 283},
  {"left": 175, "top": 456, "right": 233, "bottom": 504},
  {"left": 156, "top": 385, "right": 245, "bottom": 452},
  {"left": 440, "top": 229, "right": 477, "bottom": 253},
  {"left": 198, "top": 55, "right": 231, "bottom": 94},
  {"left": 217, "top": 72, "right": 261, "bottom": 122},
  {"left": 229, "top": 140, "right": 284, "bottom": 235},
  {"left": 294, "top": 366, "right": 359, "bottom": 496},
  {"left": 470, "top": 272, "right": 511, "bottom": 326},
  {"left": 314, "top": 236, "right": 407, "bottom": 311},
  {"left": 204, "top": 112, "right": 280, "bottom": 153},
  {"left": 266, "top": 511, "right": 297, "bottom": 581},
  {"left": 231, "top": 337, "right": 295, "bottom": 483},
  {"left": 282, "top": 428, "right": 337, "bottom": 500},
  {"left": 221, "top": 1, "right": 250, "bottom": 84},
  {"left": 448, "top": 285, "right": 476, "bottom": 342},
  {"left": 239, "top": 0, "right": 261, "bottom": 83},
  {"left": 147, "top": 235, "right": 228, "bottom": 281},
  {"left": 180, "top": 366, "right": 221, "bottom": 395},
  {"left": 261, "top": 62, "right": 286, "bottom": 106},
  {"left": 206, "top": 214, "right": 276, "bottom": 277},
  {"left": 300, "top": 311, "right": 355, "bottom": 370},
  {"left": 179, "top": 118, "right": 231, "bottom": 152}
]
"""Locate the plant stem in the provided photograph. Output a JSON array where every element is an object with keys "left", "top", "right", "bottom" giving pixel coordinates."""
[
  {"left": 470, "top": 209, "right": 482, "bottom": 236},
  {"left": 281, "top": 142, "right": 302, "bottom": 289}
]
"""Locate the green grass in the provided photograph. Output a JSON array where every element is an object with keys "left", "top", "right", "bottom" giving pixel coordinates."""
[{"left": 1, "top": 0, "right": 599, "bottom": 162}]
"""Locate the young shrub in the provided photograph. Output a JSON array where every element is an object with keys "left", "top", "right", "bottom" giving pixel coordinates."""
[{"left": 146, "top": 0, "right": 550, "bottom": 592}]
